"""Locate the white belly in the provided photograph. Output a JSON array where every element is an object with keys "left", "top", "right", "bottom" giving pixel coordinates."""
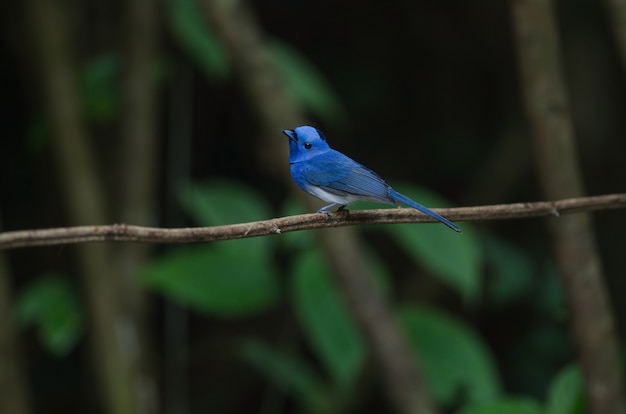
[{"left": 304, "top": 184, "right": 363, "bottom": 205}]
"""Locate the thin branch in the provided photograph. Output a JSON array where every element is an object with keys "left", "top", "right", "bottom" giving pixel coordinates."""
[{"left": 1, "top": 194, "right": 624, "bottom": 249}]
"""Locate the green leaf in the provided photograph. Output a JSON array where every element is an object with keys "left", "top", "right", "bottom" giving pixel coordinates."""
[
  {"left": 363, "top": 246, "right": 394, "bottom": 297},
  {"left": 270, "top": 40, "right": 347, "bottom": 124},
  {"left": 166, "top": 0, "right": 229, "bottom": 80},
  {"left": 385, "top": 184, "right": 481, "bottom": 302},
  {"left": 80, "top": 55, "right": 119, "bottom": 122},
  {"left": 15, "top": 275, "right": 84, "bottom": 356},
  {"left": 291, "top": 250, "right": 365, "bottom": 388},
  {"left": 178, "top": 179, "right": 274, "bottom": 256},
  {"left": 536, "top": 262, "right": 565, "bottom": 319},
  {"left": 458, "top": 398, "right": 544, "bottom": 414},
  {"left": 277, "top": 200, "right": 397, "bottom": 293},
  {"left": 26, "top": 116, "right": 51, "bottom": 151},
  {"left": 240, "top": 340, "right": 331, "bottom": 412},
  {"left": 546, "top": 364, "right": 584, "bottom": 414},
  {"left": 143, "top": 244, "right": 279, "bottom": 317},
  {"left": 399, "top": 304, "right": 501, "bottom": 406},
  {"left": 483, "top": 235, "right": 535, "bottom": 305},
  {"left": 178, "top": 179, "right": 271, "bottom": 225}
]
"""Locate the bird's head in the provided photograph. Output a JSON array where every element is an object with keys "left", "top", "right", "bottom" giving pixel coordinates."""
[{"left": 282, "top": 126, "right": 331, "bottom": 163}]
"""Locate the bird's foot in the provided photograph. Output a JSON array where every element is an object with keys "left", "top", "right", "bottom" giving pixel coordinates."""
[
  {"left": 316, "top": 205, "right": 335, "bottom": 218},
  {"left": 318, "top": 210, "right": 333, "bottom": 218},
  {"left": 316, "top": 203, "right": 348, "bottom": 218}
]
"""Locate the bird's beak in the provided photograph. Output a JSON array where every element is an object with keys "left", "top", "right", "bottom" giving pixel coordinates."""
[{"left": 282, "top": 129, "right": 296, "bottom": 143}]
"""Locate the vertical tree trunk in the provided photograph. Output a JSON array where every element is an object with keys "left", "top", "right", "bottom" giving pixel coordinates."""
[
  {"left": 319, "top": 228, "right": 439, "bottom": 414},
  {"left": 115, "top": 0, "right": 162, "bottom": 412},
  {"left": 28, "top": 0, "right": 144, "bottom": 412},
  {"left": 510, "top": 1, "right": 626, "bottom": 413},
  {"left": 603, "top": 0, "right": 626, "bottom": 74},
  {"left": 0, "top": 248, "right": 32, "bottom": 414}
]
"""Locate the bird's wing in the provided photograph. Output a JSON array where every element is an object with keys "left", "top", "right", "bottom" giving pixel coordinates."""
[{"left": 303, "top": 150, "right": 393, "bottom": 203}]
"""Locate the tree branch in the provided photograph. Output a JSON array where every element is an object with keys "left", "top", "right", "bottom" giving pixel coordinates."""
[{"left": 1, "top": 194, "right": 623, "bottom": 249}]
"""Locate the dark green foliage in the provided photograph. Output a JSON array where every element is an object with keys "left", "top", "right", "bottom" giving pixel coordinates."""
[
  {"left": 270, "top": 40, "right": 348, "bottom": 124},
  {"left": 166, "top": 0, "right": 229, "bottom": 80},
  {"left": 384, "top": 184, "right": 482, "bottom": 302},
  {"left": 143, "top": 244, "right": 279, "bottom": 317},
  {"left": 15, "top": 275, "right": 84, "bottom": 356},
  {"left": 139, "top": 179, "right": 576, "bottom": 413},
  {"left": 80, "top": 55, "right": 120, "bottom": 122},
  {"left": 291, "top": 249, "right": 367, "bottom": 388},
  {"left": 483, "top": 234, "right": 536, "bottom": 306},
  {"left": 239, "top": 340, "right": 332, "bottom": 413},
  {"left": 399, "top": 304, "right": 502, "bottom": 405},
  {"left": 143, "top": 180, "right": 279, "bottom": 317},
  {"left": 546, "top": 365, "right": 584, "bottom": 414},
  {"left": 457, "top": 398, "right": 544, "bottom": 414}
]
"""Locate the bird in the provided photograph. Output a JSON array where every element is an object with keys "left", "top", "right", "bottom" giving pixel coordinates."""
[{"left": 282, "top": 125, "right": 461, "bottom": 233}]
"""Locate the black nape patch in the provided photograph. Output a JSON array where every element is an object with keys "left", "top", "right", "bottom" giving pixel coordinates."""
[{"left": 316, "top": 128, "right": 327, "bottom": 142}]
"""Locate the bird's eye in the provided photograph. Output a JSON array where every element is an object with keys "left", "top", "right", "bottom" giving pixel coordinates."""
[{"left": 304, "top": 143, "right": 312, "bottom": 150}]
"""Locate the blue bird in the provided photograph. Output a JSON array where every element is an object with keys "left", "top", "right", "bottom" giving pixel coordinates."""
[{"left": 282, "top": 126, "right": 461, "bottom": 233}]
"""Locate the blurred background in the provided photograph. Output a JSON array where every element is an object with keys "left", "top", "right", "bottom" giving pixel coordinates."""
[{"left": 0, "top": 0, "right": 625, "bottom": 413}]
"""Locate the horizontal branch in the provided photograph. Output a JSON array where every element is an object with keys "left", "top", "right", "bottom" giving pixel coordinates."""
[{"left": 1, "top": 194, "right": 624, "bottom": 249}]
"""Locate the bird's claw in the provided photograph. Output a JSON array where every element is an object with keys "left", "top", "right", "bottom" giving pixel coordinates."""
[
  {"left": 319, "top": 210, "right": 333, "bottom": 218},
  {"left": 316, "top": 204, "right": 349, "bottom": 218}
]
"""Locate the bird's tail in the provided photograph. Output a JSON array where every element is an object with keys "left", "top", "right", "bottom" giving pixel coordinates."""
[{"left": 389, "top": 189, "right": 462, "bottom": 233}]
